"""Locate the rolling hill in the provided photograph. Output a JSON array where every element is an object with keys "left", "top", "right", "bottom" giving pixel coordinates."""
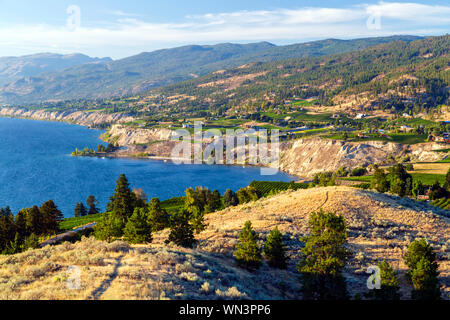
[
  {"left": 0, "top": 186, "right": 448, "bottom": 300},
  {"left": 0, "top": 36, "right": 421, "bottom": 105}
]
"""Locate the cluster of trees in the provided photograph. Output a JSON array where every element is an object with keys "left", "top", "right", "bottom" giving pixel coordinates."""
[
  {"left": 74, "top": 195, "right": 100, "bottom": 217},
  {"left": 372, "top": 165, "right": 450, "bottom": 200},
  {"left": 94, "top": 174, "right": 169, "bottom": 243},
  {"left": 72, "top": 144, "right": 116, "bottom": 157},
  {"left": 0, "top": 200, "right": 63, "bottom": 254},
  {"left": 93, "top": 174, "right": 266, "bottom": 248},
  {"left": 234, "top": 222, "right": 288, "bottom": 270},
  {"left": 233, "top": 210, "right": 442, "bottom": 300}
]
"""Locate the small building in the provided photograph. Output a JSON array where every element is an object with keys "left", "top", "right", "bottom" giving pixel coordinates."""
[{"left": 400, "top": 125, "right": 414, "bottom": 133}]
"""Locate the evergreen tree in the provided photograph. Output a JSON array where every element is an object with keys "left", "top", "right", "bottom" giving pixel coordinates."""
[
  {"left": 263, "top": 227, "right": 288, "bottom": 269},
  {"left": 298, "top": 210, "right": 349, "bottom": 300},
  {"left": 167, "top": 210, "right": 196, "bottom": 248},
  {"left": 86, "top": 195, "right": 100, "bottom": 215},
  {"left": 428, "top": 181, "right": 448, "bottom": 200},
  {"left": 205, "top": 190, "right": 222, "bottom": 213},
  {"left": 223, "top": 189, "right": 239, "bottom": 207},
  {"left": 412, "top": 180, "right": 424, "bottom": 198},
  {"left": 79, "top": 203, "right": 87, "bottom": 217},
  {"left": 94, "top": 212, "right": 124, "bottom": 243},
  {"left": 444, "top": 168, "right": 450, "bottom": 191},
  {"left": 147, "top": 198, "right": 169, "bottom": 232},
  {"left": 185, "top": 187, "right": 207, "bottom": 233},
  {"left": 234, "top": 221, "right": 262, "bottom": 270},
  {"left": 0, "top": 207, "right": 15, "bottom": 252},
  {"left": 404, "top": 239, "right": 441, "bottom": 300},
  {"left": 5, "top": 232, "right": 22, "bottom": 255},
  {"left": 25, "top": 206, "right": 43, "bottom": 235},
  {"left": 107, "top": 174, "right": 137, "bottom": 222},
  {"left": 123, "top": 208, "right": 153, "bottom": 244},
  {"left": 371, "top": 168, "right": 390, "bottom": 193},
  {"left": 236, "top": 186, "right": 260, "bottom": 204},
  {"left": 23, "top": 233, "right": 40, "bottom": 251},
  {"left": 39, "top": 200, "right": 62, "bottom": 234},
  {"left": 388, "top": 164, "right": 413, "bottom": 196},
  {"left": 14, "top": 209, "right": 27, "bottom": 238},
  {"left": 366, "top": 260, "right": 401, "bottom": 300},
  {"left": 74, "top": 202, "right": 82, "bottom": 218},
  {"left": 74, "top": 202, "right": 87, "bottom": 217}
]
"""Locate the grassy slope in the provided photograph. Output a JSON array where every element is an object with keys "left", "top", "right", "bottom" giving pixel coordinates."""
[{"left": 1, "top": 186, "right": 448, "bottom": 300}]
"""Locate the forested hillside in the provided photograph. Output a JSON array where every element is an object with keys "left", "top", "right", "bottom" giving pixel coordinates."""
[
  {"left": 152, "top": 35, "right": 449, "bottom": 116},
  {"left": 0, "top": 36, "right": 420, "bottom": 104}
]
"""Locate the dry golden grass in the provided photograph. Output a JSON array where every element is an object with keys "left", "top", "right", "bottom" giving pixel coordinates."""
[
  {"left": 413, "top": 162, "right": 450, "bottom": 175},
  {"left": 0, "top": 187, "right": 448, "bottom": 300}
]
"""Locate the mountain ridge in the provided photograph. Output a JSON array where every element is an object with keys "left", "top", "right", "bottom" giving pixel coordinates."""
[{"left": 0, "top": 35, "right": 422, "bottom": 105}]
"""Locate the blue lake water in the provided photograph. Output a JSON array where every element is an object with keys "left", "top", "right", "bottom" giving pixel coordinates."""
[{"left": 0, "top": 117, "right": 295, "bottom": 217}]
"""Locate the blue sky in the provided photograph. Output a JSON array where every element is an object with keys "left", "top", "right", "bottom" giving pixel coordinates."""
[{"left": 0, "top": 0, "right": 449, "bottom": 59}]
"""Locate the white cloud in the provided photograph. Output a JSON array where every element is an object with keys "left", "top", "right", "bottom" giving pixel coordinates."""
[{"left": 0, "top": 1, "right": 448, "bottom": 59}]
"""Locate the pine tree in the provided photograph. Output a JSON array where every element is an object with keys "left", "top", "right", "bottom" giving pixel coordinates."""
[
  {"left": 371, "top": 168, "right": 390, "bottom": 193},
  {"left": 205, "top": 189, "right": 221, "bottom": 213},
  {"left": 79, "top": 203, "right": 87, "bottom": 217},
  {"left": 23, "top": 233, "right": 40, "bottom": 251},
  {"left": 74, "top": 203, "right": 82, "bottom": 218},
  {"left": 234, "top": 221, "right": 262, "bottom": 270},
  {"left": 86, "top": 195, "right": 99, "bottom": 215},
  {"left": 39, "top": 200, "right": 62, "bottom": 234},
  {"left": 263, "top": 227, "right": 288, "bottom": 269},
  {"left": 107, "top": 174, "right": 137, "bottom": 222},
  {"left": 404, "top": 239, "right": 441, "bottom": 300},
  {"left": 147, "top": 198, "right": 169, "bottom": 232},
  {"left": 223, "top": 189, "right": 239, "bottom": 207},
  {"left": 167, "top": 210, "right": 196, "bottom": 248},
  {"left": 366, "top": 260, "right": 401, "bottom": 300},
  {"left": 298, "top": 210, "right": 349, "bottom": 300},
  {"left": 0, "top": 207, "right": 16, "bottom": 252},
  {"left": 123, "top": 208, "right": 152, "bottom": 244},
  {"left": 185, "top": 188, "right": 206, "bottom": 233},
  {"left": 444, "top": 168, "right": 450, "bottom": 191},
  {"left": 14, "top": 209, "right": 27, "bottom": 238},
  {"left": 94, "top": 212, "right": 124, "bottom": 243},
  {"left": 25, "top": 206, "right": 42, "bottom": 235}
]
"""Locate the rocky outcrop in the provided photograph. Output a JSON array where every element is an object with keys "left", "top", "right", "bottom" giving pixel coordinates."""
[
  {"left": 278, "top": 138, "right": 446, "bottom": 177},
  {"left": 106, "top": 124, "right": 173, "bottom": 146},
  {"left": 0, "top": 107, "right": 135, "bottom": 127}
]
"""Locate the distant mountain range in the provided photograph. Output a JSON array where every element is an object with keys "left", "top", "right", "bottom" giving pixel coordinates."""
[
  {"left": 0, "top": 35, "right": 421, "bottom": 105},
  {"left": 0, "top": 53, "right": 111, "bottom": 86}
]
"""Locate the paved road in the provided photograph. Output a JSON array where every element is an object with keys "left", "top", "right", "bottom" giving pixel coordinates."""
[{"left": 40, "top": 222, "right": 97, "bottom": 247}]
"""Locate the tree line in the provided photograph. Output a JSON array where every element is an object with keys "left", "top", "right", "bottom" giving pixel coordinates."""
[{"left": 0, "top": 200, "right": 63, "bottom": 254}]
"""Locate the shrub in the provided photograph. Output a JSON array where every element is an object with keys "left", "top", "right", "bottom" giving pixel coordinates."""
[
  {"left": 350, "top": 167, "right": 367, "bottom": 177},
  {"left": 236, "top": 186, "right": 261, "bottom": 204}
]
